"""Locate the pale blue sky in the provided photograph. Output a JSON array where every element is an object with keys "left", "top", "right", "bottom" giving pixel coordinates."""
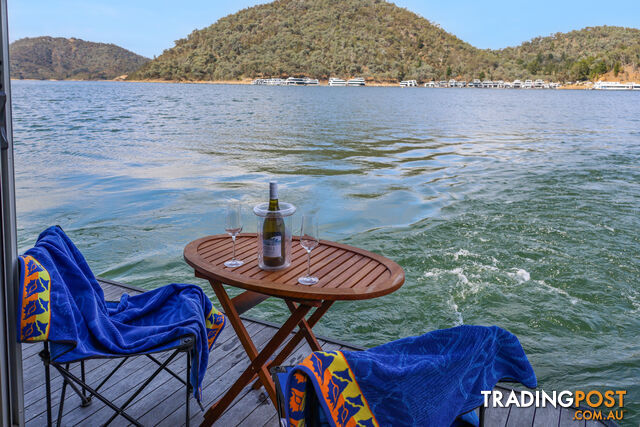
[{"left": 8, "top": 0, "right": 640, "bottom": 58}]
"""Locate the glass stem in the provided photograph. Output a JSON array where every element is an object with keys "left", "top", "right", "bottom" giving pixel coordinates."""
[
  {"left": 232, "top": 235, "right": 236, "bottom": 260},
  {"left": 306, "top": 249, "right": 311, "bottom": 277}
]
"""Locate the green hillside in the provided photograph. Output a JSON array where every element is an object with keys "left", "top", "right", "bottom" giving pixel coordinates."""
[
  {"left": 495, "top": 26, "right": 640, "bottom": 81},
  {"left": 130, "top": 0, "right": 640, "bottom": 83},
  {"left": 10, "top": 37, "right": 149, "bottom": 80},
  {"left": 129, "top": 0, "right": 496, "bottom": 82}
]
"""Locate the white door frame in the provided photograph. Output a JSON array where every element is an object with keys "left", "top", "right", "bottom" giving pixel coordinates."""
[{"left": 0, "top": 0, "right": 25, "bottom": 424}]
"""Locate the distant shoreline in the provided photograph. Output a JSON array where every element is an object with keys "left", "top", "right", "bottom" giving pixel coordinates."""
[
  {"left": 12, "top": 78, "right": 640, "bottom": 90},
  {"left": 122, "top": 78, "right": 415, "bottom": 87},
  {"left": 10, "top": 78, "right": 430, "bottom": 87}
]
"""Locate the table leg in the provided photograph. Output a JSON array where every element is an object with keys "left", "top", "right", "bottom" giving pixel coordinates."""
[
  {"left": 268, "top": 300, "right": 334, "bottom": 369},
  {"left": 209, "top": 280, "right": 259, "bottom": 361},
  {"left": 202, "top": 281, "right": 313, "bottom": 427},
  {"left": 250, "top": 299, "right": 333, "bottom": 391},
  {"left": 285, "top": 300, "right": 323, "bottom": 351}
]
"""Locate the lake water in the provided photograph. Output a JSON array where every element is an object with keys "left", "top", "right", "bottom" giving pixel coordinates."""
[{"left": 12, "top": 80, "right": 640, "bottom": 423}]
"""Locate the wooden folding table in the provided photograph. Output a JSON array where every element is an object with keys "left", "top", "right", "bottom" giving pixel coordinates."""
[{"left": 183, "top": 233, "right": 404, "bottom": 426}]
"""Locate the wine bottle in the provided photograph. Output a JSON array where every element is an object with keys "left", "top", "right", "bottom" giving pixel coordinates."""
[{"left": 262, "top": 182, "right": 286, "bottom": 267}]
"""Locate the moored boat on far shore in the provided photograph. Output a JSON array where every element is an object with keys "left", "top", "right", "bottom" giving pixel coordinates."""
[
  {"left": 328, "top": 77, "right": 347, "bottom": 86},
  {"left": 593, "top": 81, "right": 638, "bottom": 90},
  {"left": 347, "top": 77, "right": 366, "bottom": 86},
  {"left": 400, "top": 79, "right": 417, "bottom": 87}
]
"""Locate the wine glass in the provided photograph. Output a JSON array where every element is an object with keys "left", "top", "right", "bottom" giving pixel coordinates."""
[
  {"left": 298, "top": 214, "right": 319, "bottom": 285},
  {"left": 224, "top": 202, "right": 244, "bottom": 268}
]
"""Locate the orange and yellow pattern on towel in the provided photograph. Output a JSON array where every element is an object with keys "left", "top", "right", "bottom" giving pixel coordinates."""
[
  {"left": 289, "top": 350, "right": 378, "bottom": 427},
  {"left": 19, "top": 255, "right": 51, "bottom": 342},
  {"left": 205, "top": 306, "right": 225, "bottom": 349}
]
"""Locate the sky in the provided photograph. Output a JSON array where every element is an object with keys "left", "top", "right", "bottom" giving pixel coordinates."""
[{"left": 8, "top": 0, "right": 640, "bottom": 58}]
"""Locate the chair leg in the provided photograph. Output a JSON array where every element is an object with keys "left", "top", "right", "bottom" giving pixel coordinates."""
[
  {"left": 43, "top": 342, "right": 53, "bottom": 427},
  {"left": 186, "top": 349, "right": 191, "bottom": 427},
  {"left": 56, "top": 364, "right": 69, "bottom": 427},
  {"left": 80, "top": 360, "right": 91, "bottom": 406}
]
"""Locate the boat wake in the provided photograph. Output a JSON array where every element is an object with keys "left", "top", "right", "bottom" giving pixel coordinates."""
[
  {"left": 508, "top": 268, "right": 531, "bottom": 283},
  {"left": 535, "top": 280, "right": 579, "bottom": 305}
]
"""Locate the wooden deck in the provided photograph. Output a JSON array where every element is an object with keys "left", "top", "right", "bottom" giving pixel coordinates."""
[{"left": 20, "top": 279, "right": 611, "bottom": 426}]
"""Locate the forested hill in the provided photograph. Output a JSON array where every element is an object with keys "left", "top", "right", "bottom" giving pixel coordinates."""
[
  {"left": 496, "top": 26, "right": 640, "bottom": 82},
  {"left": 13, "top": 3, "right": 639, "bottom": 83},
  {"left": 10, "top": 37, "right": 149, "bottom": 80},
  {"left": 129, "top": 0, "right": 495, "bottom": 82},
  {"left": 129, "top": 0, "right": 640, "bottom": 83}
]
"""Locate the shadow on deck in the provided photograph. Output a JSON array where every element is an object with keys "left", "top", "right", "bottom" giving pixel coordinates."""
[{"left": 21, "top": 279, "right": 610, "bottom": 426}]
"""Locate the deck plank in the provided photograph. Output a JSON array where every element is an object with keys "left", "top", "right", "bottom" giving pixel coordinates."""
[
  {"left": 559, "top": 407, "right": 585, "bottom": 427},
  {"left": 506, "top": 405, "right": 535, "bottom": 427},
  {"left": 533, "top": 404, "right": 562, "bottom": 427},
  {"left": 483, "top": 386, "right": 511, "bottom": 427}
]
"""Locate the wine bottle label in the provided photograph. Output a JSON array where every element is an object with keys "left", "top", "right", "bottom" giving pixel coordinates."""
[{"left": 263, "top": 235, "right": 282, "bottom": 258}]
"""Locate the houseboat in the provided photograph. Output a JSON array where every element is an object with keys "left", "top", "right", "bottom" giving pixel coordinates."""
[
  {"left": 593, "top": 81, "right": 633, "bottom": 90},
  {"left": 513, "top": 80, "right": 522, "bottom": 88},
  {"left": 286, "top": 77, "right": 307, "bottom": 85},
  {"left": 425, "top": 81, "right": 436, "bottom": 88},
  {"left": 347, "top": 77, "right": 366, "bottom": 86},
  {"left": 481, "top": 80, "right": 494, "bottom": 88},
  {"left": 251, "top": 78, "right": 288, "bottom": 86},
  {"left": 268, "top": 78, "right": 286, "bottom": 85},
  {"left": 328, "top": 77, "right": 347, "bottom": 86},
  {"left": 523, "top": 80, "right": 534, "bottom": 88},
  {"left": 534, "top": 79, "right": 544, "bottom": 88},
  {"left": 303, "top": 77, "right": 319, "bottom": 85},
  {"left": 400, "top": 80, "right": 418, "bottom": 87}
]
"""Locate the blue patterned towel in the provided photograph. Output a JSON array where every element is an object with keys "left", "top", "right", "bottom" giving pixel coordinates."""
[
  {"left": 17, "top": 226, "right": 226, "bottom": 401},
  {"left": 285, "top": 325, "right": 537, "bottom": 426}
]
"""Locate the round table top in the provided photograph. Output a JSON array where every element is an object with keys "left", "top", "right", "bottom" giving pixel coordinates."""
[{"left": 184, "top": 233, "right": 405, "bottom": 301}]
